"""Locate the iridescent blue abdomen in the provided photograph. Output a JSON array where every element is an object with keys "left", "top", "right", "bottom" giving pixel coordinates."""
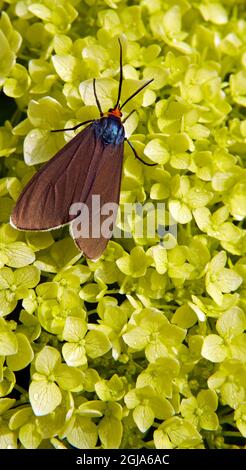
[{"left": 92, "top": 116, "right": 125, "bottom": 145}]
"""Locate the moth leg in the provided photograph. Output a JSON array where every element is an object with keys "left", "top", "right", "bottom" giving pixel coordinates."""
[
  {"left": 51, "top": 119, "right": 95, "bottom": 133},
  {"left": 125, "top": 138, "right": 157, "bottom": 167}
]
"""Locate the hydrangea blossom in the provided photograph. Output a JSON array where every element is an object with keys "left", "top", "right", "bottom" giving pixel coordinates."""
[{"left": 0, "top": 0, "right": 245, "bottom": 450}]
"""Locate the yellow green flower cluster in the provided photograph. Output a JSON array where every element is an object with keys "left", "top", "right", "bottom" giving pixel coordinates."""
[{"left": 0, "top": 0, "right": 246, "bottom": 449}]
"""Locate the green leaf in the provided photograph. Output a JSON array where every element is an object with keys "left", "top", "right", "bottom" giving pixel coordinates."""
[
  {"left": 144, "top": 138, "right": 170, "bottom": 164},
  {"left": 0, "top": 423, "right": 17, "bottom": 449},
  {"left": 201, "top": 335, "right": 227, "bottom": 363},
  {"left": 200, "top": 411, "right": 219, "bottom": 431},
  {"left": 54, "top": 34, "right": 73, "bottom": 54},
  {"left": 98, "top": 416, "right": 122, "bottom": 449},
  {"left": 54, "top": 364, "right": 83, "bottom": 390},
  {"left": 19, "top": 422, "right": 42, "bottom": 449},
  {"left": 197, "top": 389, "right": 218, "bottom": 412},
  {"left": 154, "top": 429, "right": 173, "bottom": 449},
  {"left": 0, "top": 197, "right": 14, "bottom": 223},
  {"left": 52, "top": 55, "right": 81, "bottom": 82},
  {"left": 169, "top": 200, "right": 192, "bottom": 224},
  {"left": 14, "top": 265, "right": 40, "bottom": 289},
  {"left": 0, "top": 267, "right": 14, "bottom": 289},
  {"left": 120, "top": 6, "right": 146, "bottom": 41},
  {"left": 0, "top": 367, "right": 15, "bottom": 397},
  {"left": 0, "top": 398, "right": 16, "bottom": 415},
  {"left": 172, "top": 304, "right": 198, "bottom": 328},
  {"left": 154, "top": 417, "right": 202, "bottom": 449},
  {"left": 216, "top": 307, "right": 246, "bottom": 339},
  {"left": 124, "top": 388, "right": 140, "bottom": 409},
  {"left": 228, "top": 182, "right": 246, "bottom": 220},
  {"left": 133, "top": 404, "right": 155, "bottom": 432},
  {"left": 123, "top": 325, "right": 149, "bottom": 350},
  {"left": 62, "top": 316, "right": 87, "bottom": 342},
  {"left": 0, "top": 30, "right": 15, "bottom": 85},
  {"left": 9, "top": 407, "right": 33, "bottom": 430},
  {"left": 0, "top": 318, "right": 18, "bottom": 355},
  {"left": 221, "top": 382, "right": 244, "bottom": 410},
  {"left": 35, "top": 346, "right": 61, "bottom": 375},
  {"left": 148, "top": 245, "right": 168, "bottom": 275},
  {"left": 136, "top": 358, "right": 179, "bottom": 398},
  {"left": 95, "top": 375, "right": 125, "bottom": 401},
  {"left": 28, "top": 3, "right": 51, "bottom": 21},
  {"left": 217, "top": 269, "right": 242, "bottom": 294},
  {"left": 230, "top": 335, "right": 246, "bottom": 362},
  {"left": 145, "top": 340, "right": 169, "bottom": 363},
  {"left": 199, "top": 2, "right": 228, "bottom": 25},
  {"left": 85, "top": 330, "right": 111, "bottom": 358},
  {"left": 6, "top": 333, "right": 34, "bottom": 371},
  {"left": 29, "top": 380, "right": 62, "bottom": 416},
  {"left": 77, "top": 400, "right": 104, "bottom": 418},
  {"left": 3, "top": 64, "right": 30, "bottom": 98},
  {"left": 150, "top": 396, "right": 174, "bottom": 420},
  {"left": 79, "top": 78, "right": 117, "bottom": 110},
  {"left": 3, "top": 242, "right": 35, "bottom": 268},
  {"left": 81, "top": 369, "right": 100, "bottom": 393},
  {"left": 24, "top": 129, "right": 64, "bottom": 165},
  {"left": 79, "top": 283, "right": 102, "bottom": 302},
  {"left": 28, "top": 97, "right": 65, "bottom": 130},
  {"left": 235, "top": 404, "right": 246, "bottom": 437},
  {"left": 0, "top": 290, "right": 17, "bottom": 317},
  {"left": 25, "top": 232, "right": 54, "bottom": 251},
  {"left": 62, "top": 343, "right": 87, "bottom": 367},
  {"left": 116, "top": 246, "right": 151, "bottom": 277},
  {"left": 65, "top": 415, "right": 98, "bottom": 449},
  {"left": 180, "top": 397, "right": 197, "bottom": 420}
]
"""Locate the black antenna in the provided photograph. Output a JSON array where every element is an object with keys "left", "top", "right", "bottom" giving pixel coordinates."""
[
  {"left": 93, "top": 78, "right": 103, "bottom": 116},
  {"left": 120, "top": 78, "right": 154, "bottom": 111},
  {"left": 114, "top": 38, "right": 123, "bottom": 110}
]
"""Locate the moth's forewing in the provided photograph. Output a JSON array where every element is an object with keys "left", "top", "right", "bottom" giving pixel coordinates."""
[
  {"left": 11, "top": 119, "right": 125, "bottom": 259},
  {"left": 70, "top": 141, "right": 124, "bottom": 259},
  {"left": 11, "top": 126, "right": 98, "bottom": 230}
]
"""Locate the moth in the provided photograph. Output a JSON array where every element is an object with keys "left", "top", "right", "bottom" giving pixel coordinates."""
[{"left": 11, "top": 39, "right": 154, "bottom": 259}]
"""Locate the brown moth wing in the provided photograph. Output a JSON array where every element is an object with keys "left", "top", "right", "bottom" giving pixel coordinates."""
[
  {"left": 71, "top": 142, "right": 124, "bottom": 259},
  {"left": 11, "top": 125, "right": 101, "bottom": 230}
]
